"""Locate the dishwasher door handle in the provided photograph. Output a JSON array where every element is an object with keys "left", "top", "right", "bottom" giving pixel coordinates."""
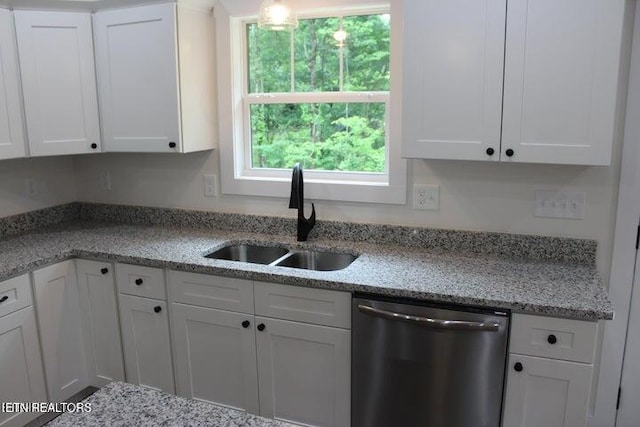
[{"left": 357, "top": 304, "right": 500, "bottom": 331}]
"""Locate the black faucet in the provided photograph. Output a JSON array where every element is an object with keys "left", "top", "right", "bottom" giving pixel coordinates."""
[{"left": 289, "top": 163, "right": 316, "bottom": 241}]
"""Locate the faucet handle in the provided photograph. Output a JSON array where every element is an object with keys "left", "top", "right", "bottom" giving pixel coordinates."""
[{"left": 309, "top": 203, "right": 316, "bottom": 225}]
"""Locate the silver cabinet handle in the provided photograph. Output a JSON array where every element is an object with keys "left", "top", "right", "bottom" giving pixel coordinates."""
[{"left": 357, "top": 304, "right": 500, "bottom": 331}]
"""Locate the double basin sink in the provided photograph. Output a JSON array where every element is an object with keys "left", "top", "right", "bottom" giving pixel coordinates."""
[{"left": 205, "top": 243, "right": 357, "bottom": 272}]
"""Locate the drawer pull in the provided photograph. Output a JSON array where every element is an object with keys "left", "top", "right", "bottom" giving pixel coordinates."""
[
  {"left": 135, "top": 278, "right": 144, "bottom": 286},
  {"left": 0, "top": 296, "right": 8, "bottom": 303},
  {"left": 547, "top": 334, "right": 558, "bottom": 344},
  {"left": 153, "top": 306, "right": 162, "bottom": 313},
  {"left": 101, "top": 268, "right": 109, "bottom": 275},
  {"left": 514, "top": 362, "right": 523, "bottom": 372}
]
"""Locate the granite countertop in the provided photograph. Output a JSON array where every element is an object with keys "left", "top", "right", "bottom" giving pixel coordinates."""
[
  {"left": 46, "top": 381, "right": 295, "bottom": 427},
  {"left": 0, "top": 217, "right": 613, "bottom": 320}
]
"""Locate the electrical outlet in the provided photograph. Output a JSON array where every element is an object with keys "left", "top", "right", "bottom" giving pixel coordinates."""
[
  {"left": 100, "top": 171, "right": 111, "bottom": 191},
  {"left": 534, "top": 190, "right": 586, "bottom": 219},
  {"left": 204, "top": 174, "right": 217, "bottom": 197},
  {"left": 25, "top": 178, "right": 38, "bottom": 198},
  {"left": 413, "top": 184, "right": 440, "bottom": 210}
]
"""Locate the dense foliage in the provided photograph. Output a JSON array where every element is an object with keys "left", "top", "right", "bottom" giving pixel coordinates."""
[{"left": 247, "top": 14, "right": 390, "bottom": 173}]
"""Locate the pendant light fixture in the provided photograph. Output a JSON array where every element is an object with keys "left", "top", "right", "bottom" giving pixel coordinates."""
[
  {"left": 258, "top": 0, "right": 298, "bottom": 31},
  {"left": 333, "top": 18, "right": 347, "bottom": 47}
]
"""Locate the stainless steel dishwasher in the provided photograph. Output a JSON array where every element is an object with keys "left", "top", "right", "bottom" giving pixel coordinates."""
[{"left": 352, "top": 295, "right": 509, "bottom": 427}]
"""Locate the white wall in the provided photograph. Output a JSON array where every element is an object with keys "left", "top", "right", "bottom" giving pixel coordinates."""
[
  {"left": 74, "top": 148, "right": 621, "bottom": 277},
  {"left": 0, "top": 156, "right": 77, "bottom": 217}
]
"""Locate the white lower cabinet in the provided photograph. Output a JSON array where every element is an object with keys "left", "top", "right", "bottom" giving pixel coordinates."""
[
  {"left": 0, "top": 275, "right": 46, "bottom": 427},
  {"left": 10, "top": 259, "right": 604, "bottom": 427},
  {"left": 32, "top": 261, "right": 90, "bottom": 402},
  {"left": 169, "top": 271, "right": 351, "bottom": 427},
  {"left": 118, "top": 293, "right": 174, "bottom": 393},
  {"left": 76, "top": 260, "right": 125, "bottom": 387},
  {"left": 256, "top": 317, "right": 351, "bottom": 427},
  {"left": 503, "top": 354, "right": 592, "bottom": 427},
  {"left": 171, "top": 303, "right": 259, "bottom": 412},
  {"left": 502, "top": 314, "right": 597, "bottom": 427}
]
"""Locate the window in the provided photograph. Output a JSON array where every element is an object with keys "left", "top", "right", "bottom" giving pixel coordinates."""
[
  {"left": 246, "top": 14, "right": 389, "bottom": 175},
  {"left": 217, "top": 3, "right": 406, "bottom": 204}
]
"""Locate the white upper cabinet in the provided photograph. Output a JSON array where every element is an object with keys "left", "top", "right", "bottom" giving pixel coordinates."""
[
  {"left": 93, "top": 3, "right": 216, "bottom": 153},
  {"left": 502, "top": 0, "right": 625, "bottom": 165},
  {"left": 401, "top": 0, "right": 506, "bottom": 161},
  {"left": 402, "top": 0, "right": 626, "bottom": 166},
  {"left": 14, "top": 10, "right": 101, "bottom": 157},
  {"left": 0, "top": 9, "right": 26, "bottom": 160}
]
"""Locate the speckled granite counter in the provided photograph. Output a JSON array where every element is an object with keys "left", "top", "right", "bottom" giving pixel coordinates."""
[
  {"left": 46, "top": 382, "right": 295, "bottom": 427},
  {"left": 0, "top": 216, "right": 613, "bottom": 320}
]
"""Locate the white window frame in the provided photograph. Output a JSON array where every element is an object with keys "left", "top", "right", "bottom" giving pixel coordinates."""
[{"left": 215, "top": 1, "right": 407, "bottom": 204}]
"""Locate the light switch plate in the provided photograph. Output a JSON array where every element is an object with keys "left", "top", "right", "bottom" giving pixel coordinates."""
[
  {"left": 534, "top": 190, "right": 586, "bottom": 219},
  {"left": 413, "top": 184, "right": 440, "bottom": 210}
]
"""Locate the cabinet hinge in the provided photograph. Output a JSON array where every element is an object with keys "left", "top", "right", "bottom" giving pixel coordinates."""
[
  {"left": 617, "top": 387, "right": 622, "bottom": 410},
  {"left": 636, "top": 225, "right": 640, "bottom": 250}
]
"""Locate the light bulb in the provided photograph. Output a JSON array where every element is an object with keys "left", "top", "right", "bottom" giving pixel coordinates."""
[
  {"left": 333, "top": 29, "right": 347, "bottom": 43},
  {"left": 267, "top": 3, "right": 289, "bottom": 26},
  {"left": 258, "top": 0, "right": 298, "bottom": 31}
]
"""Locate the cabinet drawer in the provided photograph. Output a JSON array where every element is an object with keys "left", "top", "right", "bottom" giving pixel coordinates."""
[
  {"left": 0, "top": 274, "right": 32, "bottom": 318},
  {"left": 116, "top": 264, "right": 166, "bottom": 300},
  {"left": 254, "top": 282, "right": 351, "bottom": 329},
  {"left": 168, "top": 271, "right": 254, "bottom": 314},
  {"left": 510, "top": 314, "right": 597, "bottom": 363}
]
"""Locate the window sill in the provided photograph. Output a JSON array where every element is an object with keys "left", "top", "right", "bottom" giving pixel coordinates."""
[{"left": 221, "top": 173, "right": 407, "bottom": 205}]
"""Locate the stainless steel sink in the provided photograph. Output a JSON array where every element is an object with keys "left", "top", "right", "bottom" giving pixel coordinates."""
[
  {"left": 204, "top": 244, "right": 288, "bottom": 265},
  {"left": 205, "top": 243, "right": 358, "bottom": 271},
  {"left": 275, "top": 250, "right": 357, "bottom": 271}
]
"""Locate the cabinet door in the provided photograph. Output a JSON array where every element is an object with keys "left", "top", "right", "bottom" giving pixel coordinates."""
[
  {"left": 0, "top": 307, "right": 47, "bottom": 427},
  {"left": 32, "top": 260, "right": 90, "bottom": 402},
  {"left": 401, "top": 0, "right": 506, "bottom": 161},
  {"left": 502, "top": 0, "right": 625, "bottom": 165},
  {"left": 171, "top": 303, "right": 259, "bottom": 412},
  {"left": 14, "top": 11, "right": 101, "bottom": 156},
  {"left": 256, "top": 317, "right": 350, "bottom": 427},
  {"left": 76, "top": 260, "right": 125, "bottom": 387},
  {"left": 502, "top": 354, "right": 592, "bottom": 427},
  {"left": 0, "top": 9, "right": 26, "bottom": 160},
  {"left": 118, "top": 294, "right": 174, "bottom": 393},
  {"left": 94, "top": 3, "right": 181, "bottom": 153}
]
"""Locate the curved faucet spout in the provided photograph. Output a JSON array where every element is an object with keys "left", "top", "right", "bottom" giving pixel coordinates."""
[{"left": 289, "top": 163, "right": 316, "bottom": 241}]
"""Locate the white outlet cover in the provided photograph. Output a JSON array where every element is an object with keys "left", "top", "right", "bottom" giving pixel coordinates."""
[
  {"left": 413, "top": 184, "right": 440, "bottom": 210},
  {"left": 204, "top": 174, "right": 217, "bottom": 197},
  {"left": 25, "top": 178, "right": 38, "bottom": 198},
  {"left": 100, "top": 171, "right": 111, "bottom": 191}
]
